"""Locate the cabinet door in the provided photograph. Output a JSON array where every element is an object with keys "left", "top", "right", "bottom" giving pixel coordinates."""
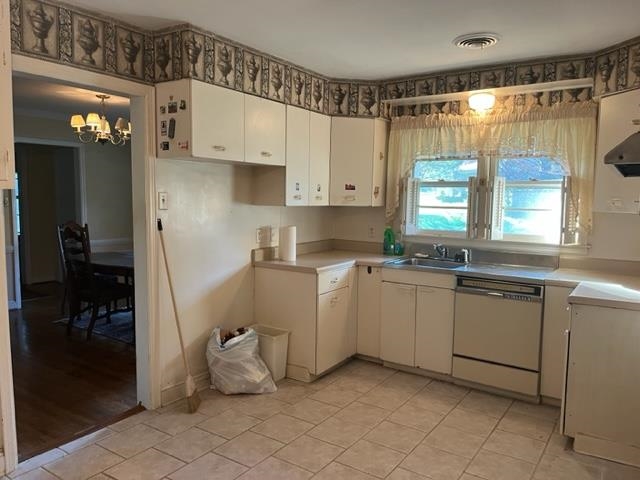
[
  {"left": 245, "top": 95, "right": 285, "bottom": 166},
  {"left": 357, "top": 266, "right": 382, "bottom": 358},
  {"left": 541, "top": 286, "right": 573, "bottom": 399},
  {"left": 285, "top": 106, "right": 309, "bottom": 205},
  {"left": 191, "top": 82, "right": 244, "bottom": 162},
  {"left": 330, "top": 117, "right": 373, "bottom": 206},
  {"left": 415, "top": 286, "right": 454, "bottom": 374},
  {"left": 317, "top": 287, "right": 351, "bottom": 374},
  {"left": 380, "top": 282, "right": 416, "bottom": 366},
  {"left": 308, "top": 112, "right": 330, "bottom": 206},
  {"left": 371, "top": 119, "right": 388, "bottom": 207},
  {"left": 0, "top": 0, "right": 15, "bottom": 188}
]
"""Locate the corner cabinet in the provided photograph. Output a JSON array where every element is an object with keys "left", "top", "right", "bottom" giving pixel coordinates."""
[
  {"left": 356, "top": 266, "right": 382, "bottom": 358},
  {"left": 330, "top": 117, "right": 388, "bottom": 206},
  {"left": 254, "top": 266, "right": 356, "bottom": 382},
  {"left": 0, "top": 0, "right": 15, "bottom": 189}
]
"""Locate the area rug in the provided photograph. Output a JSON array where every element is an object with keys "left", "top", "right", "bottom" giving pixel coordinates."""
[{"left": 55, "top": 310, "right": 135, "bottom": 344}]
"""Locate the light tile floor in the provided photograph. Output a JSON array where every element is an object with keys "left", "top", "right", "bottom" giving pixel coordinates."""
[{"left": 4, "top": 359, "right": 640, "bottom": 480}]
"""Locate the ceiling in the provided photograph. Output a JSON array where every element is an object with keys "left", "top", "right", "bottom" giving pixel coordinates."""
[
  {"left": 60, "top": 0, "right": 639, "bottom": 80},
  {"left": 12, "top": 75, "right": 130, "bottom": 119}
]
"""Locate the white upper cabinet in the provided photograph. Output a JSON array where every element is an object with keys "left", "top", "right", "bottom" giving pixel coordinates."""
[
  {"left": 191, "top": 81, "right": 244, "bottom": 162},
  {"left": 0, "top": 0, "right": 15, "bottom": 189},
  {"left": 330, "top": 117, "right": 388, "bottom": 206},
  {"left": 308, "top": 112, "right": 331, "bottom": 206},
  {"left": 285, "top": 106, "right": 310, "bottom": 205},
  {"left": 156, "top": 79, "right": 245, "bottom": 163},
  {"left": 245, "top": 95, "right": 285, "bottom": 166}
]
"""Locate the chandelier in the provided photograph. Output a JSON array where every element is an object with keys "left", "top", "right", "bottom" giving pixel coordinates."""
[{"left": 70, "top": 94, "right": 131, "bottom": 146}]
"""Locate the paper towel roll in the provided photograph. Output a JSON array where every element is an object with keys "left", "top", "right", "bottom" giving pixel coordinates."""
[{"left": 279, "top": 226, "right": 297, "bottom": 261}]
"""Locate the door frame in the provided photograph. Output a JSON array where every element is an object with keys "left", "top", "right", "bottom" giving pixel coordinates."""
[
  {"left": 0, "top": 55, "right": 160, "bottom": 472},
  {"left": 12, "top": 140, "right": 85, "bottom": 289}
]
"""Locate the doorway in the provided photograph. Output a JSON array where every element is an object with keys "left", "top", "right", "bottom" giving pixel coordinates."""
[
  {"left": 7, "top": 78, "right": 139, "bottom": 460},
  {"left": 0, "top": 54, "right": 158, "bottom": 473}
]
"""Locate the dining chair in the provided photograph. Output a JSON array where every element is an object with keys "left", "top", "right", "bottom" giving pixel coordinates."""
[{"left": 57, "top": 221, "right": 133, "bottom": 339}]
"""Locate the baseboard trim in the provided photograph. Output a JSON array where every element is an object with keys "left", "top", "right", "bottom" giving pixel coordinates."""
[{"left": 160, "top": 371, "right": 210, "bottom": 407}]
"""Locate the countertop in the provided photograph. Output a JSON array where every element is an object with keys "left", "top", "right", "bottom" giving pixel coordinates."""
[
  {"left": 254, "top": 250, "right": 399, "bottom": 273},
  {"left": 255, "top": 250, "right": 640, "bottom": 292},
  {"left": 547, "top": 268, "right": 640, "bottom": 289},
  {"left": 569, "top": 281, "right": 640, "bottom": 311}
]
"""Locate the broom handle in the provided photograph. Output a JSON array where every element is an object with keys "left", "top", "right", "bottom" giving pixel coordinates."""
[{"left": 157, "top": 219, "right": 192, "bottom": 377}]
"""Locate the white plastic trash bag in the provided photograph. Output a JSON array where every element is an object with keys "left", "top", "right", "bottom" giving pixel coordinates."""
[{"left": 206, "top": 327, "right": 277, "bottom": 394}]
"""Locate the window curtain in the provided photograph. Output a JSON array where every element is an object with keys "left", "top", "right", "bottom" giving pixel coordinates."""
[{"left": 385, "top": 101, "right": 598, "bottom": 235}]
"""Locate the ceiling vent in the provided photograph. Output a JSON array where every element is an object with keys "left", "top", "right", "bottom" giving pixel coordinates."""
[{"left": 453, "top": 33, "right": 501, "bottom": 50}]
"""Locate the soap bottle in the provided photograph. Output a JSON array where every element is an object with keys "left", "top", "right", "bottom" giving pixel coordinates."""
[{"left": 383, "top": 227, "right": 395, "bottom": 255}]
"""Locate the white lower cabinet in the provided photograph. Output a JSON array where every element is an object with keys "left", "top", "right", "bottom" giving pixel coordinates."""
[
  {"left": 356, "top": 266, "right": 382, "bottom": 358},
  {"left": 415, "top": 286, "right": 454, "bottom": 374},
  {"left": 380, "top": 269, "right": 456, "bottom": 370},
  {"left": 317, "top": 287, "right": 354, "bottom": 373},
  {"left": 541, "top": 285, "right": 573, "bottom": 399},
  {"left": 380, "top": 281, "right": 416, "bottom": 366},
  {"left": 254, "top": 266, "right": 355, "bottom": 381}
]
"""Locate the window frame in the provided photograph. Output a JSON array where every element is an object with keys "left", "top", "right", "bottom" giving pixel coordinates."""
[
  {"left": 407, "top": 157, "right": 481, "bottom": 239},
  {"left": 405, "top": 154, "right": 573, "bottom": 247}
]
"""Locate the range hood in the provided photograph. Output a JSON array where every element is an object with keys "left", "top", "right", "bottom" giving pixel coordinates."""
[{"left": 605, "top": 120, "right": 640, "bottom": 177}]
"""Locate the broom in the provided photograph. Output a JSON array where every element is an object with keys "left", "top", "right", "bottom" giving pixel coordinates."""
[{"left": 157, "top": 219, "right": 201, "bottom": 413}]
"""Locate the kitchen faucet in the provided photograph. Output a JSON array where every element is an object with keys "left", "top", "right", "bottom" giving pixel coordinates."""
[{"left": 433, "top": 243, "right": 448, "bottom": 259}]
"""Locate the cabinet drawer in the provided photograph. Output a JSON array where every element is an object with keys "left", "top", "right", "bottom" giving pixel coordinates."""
[{"left": 318, "top": 268, "right": 351, "bottom": 294}]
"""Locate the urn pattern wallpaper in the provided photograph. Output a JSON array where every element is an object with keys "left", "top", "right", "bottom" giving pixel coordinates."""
[{"left": 8, "top": 0, "right": 640, "bottom": 118}]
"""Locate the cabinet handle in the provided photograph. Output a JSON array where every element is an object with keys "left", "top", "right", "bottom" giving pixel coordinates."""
[
  {"left": 315, "top": 195, "right": 323, "bottom": 200},
  {"left": 261, "top": 151, "right": 272, "bottom": 157},
  {"left": 330, "top": 296, "right": 339, "bottom": 306},
  {"left": 344, "top": 195, "right": 356, "bottom": 201},
  {"left": 329, "top": 278, "right": 339, "bottom": 284},
  {"left": 293, "top": 194, "right": 302, "bottom": 200},
  {"left": 212, "top": 145, "right": 226, "bottom": 151},
  {"left": 379, "top": 152, "right": 384, "bottom": 161}
]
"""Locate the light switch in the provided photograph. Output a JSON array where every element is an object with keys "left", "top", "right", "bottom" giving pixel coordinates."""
[{"left": 158, "top": 191, "right": 168, "bottom": 210}]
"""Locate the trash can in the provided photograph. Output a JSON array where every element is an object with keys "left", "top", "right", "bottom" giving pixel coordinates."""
[{"left": 250, "top": 324, "right": 289, "bottom": 381}]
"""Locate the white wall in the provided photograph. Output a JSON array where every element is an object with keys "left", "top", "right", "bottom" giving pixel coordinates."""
[
  {"left": 155, "top": 159, "right": 334, "bottom": 396},
  {"left": 333, "top": 207, "right": 387, "bottom": 243},
  {"left": 13, "top": 113, "right": 133, "bottom": 245}
]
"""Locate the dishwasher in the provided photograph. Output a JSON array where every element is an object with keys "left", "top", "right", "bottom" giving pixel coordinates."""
[{"left": 452, "top": 276, "right": 544, "bottom": 397}]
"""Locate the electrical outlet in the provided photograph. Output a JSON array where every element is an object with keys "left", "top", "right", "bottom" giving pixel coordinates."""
[
  {"left": 158, "top": 192, "right": 168, "bottom": 210},
  {"left": 368, "top": 226, "right": 375, "bottom": 238}
]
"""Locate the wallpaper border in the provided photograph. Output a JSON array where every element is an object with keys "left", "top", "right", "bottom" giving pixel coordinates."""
[{"left": 9, "top": 0, "right": 640, "bottom": 118}]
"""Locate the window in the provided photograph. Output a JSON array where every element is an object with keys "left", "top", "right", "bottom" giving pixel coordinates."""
[
  {"left": 493, "top": 157, "right": 565, "bottom": 244},
  {"left": 405, "top": 155, "right": 569, "bottom": 245},
  {"left": 407, "top": 159, "right": 478, "bottom": 237}
]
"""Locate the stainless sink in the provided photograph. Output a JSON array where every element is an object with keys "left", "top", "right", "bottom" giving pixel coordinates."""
[{"left": 389, "top": 257, "right": 465, "bottom": 269}]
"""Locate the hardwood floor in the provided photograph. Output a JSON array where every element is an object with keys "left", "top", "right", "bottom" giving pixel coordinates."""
[{"left": 9, "top": 282, "right": 137, "bottom": 461}]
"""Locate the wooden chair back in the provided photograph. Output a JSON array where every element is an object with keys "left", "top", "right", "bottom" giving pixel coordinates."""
[{"left": 57, "top": 221, "right": 93, "bottom": 286}]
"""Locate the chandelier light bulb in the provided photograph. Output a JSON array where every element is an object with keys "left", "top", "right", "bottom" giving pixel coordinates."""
[{"left": 69, "top": 94, "right": 131, "bottom": 146}]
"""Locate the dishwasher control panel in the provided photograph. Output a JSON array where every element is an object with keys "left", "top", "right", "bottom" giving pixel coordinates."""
[{"left": 456, "top": 276, "right": 544, "bottom": 301}]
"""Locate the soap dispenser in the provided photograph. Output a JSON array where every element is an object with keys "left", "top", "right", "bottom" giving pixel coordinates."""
[{"left": 383, "top": 227, "right": 395, "bottom": 255}]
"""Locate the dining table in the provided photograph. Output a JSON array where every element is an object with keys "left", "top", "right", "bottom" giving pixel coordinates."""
[{"left": 89, "top": 251, "right": 134, "bottom": 279}]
